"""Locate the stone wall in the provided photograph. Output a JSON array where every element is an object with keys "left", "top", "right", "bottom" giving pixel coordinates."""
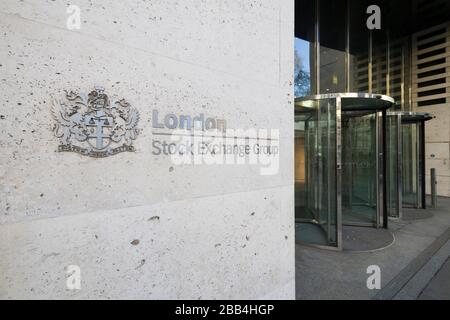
[{"left": 0, "top": 0, "right": 295, "bottom": 299}]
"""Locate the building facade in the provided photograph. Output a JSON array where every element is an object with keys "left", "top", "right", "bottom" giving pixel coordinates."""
[
  {"left": 1, "top": 0, "right": 450, "bottom": 300},
  {"left": 295, "top": 0, "right": 450, "bottom": 197}
]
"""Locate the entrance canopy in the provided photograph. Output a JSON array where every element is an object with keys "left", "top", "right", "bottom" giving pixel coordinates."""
[{"left": 398, "top": 112, "right": 434, "bottom": 123}]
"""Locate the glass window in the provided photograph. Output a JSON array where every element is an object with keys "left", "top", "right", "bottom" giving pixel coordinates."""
[
  {"left": 318, "top": 0, "right": 346, "bottom": 93},
  {"left": 372, "top": 30, "right": 388, "bottom": 94},
  {"left": 294, "top": 38, "right": 312, "bottom": 97},
  {"left": 349, "top": 1, "right": 370, "bottom": 93}
]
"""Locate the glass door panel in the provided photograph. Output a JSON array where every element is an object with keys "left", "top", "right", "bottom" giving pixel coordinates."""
[
  {"left": 342, "top": 112, "right": 378, "bottom": 226},
  {"left": 318, "top": 99, "right": 337, "bottom": 244},
  {"left": 295, "top": 99, "right": 338, "bottom": 247},
  {"left": 402, "top": 123, "right": 419, "bottom": 207},
  {"left": 417, "top": 122, "right": 425, "bottom": 209},
  {"left": 386, "top": 114, "right": 400, "bottom": 218}
]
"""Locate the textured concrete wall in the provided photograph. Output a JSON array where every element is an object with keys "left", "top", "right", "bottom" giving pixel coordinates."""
[{"left": 0, "top": 0, "right": 295, "bottom": 299}]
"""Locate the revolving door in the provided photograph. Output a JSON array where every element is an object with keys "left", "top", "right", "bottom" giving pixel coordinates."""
[
  {"left": 295, "top": 93, "right": 395, "bottom": 249},
  {"left": 386, "top": 112, "right": 434, "bottom": 219}
]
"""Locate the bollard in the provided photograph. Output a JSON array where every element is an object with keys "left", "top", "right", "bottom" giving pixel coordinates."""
[{"left": 431, "top": 168, "right": 437, "bottom": 208}]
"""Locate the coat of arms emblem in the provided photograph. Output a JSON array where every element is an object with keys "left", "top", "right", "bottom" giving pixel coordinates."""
[{"left": 51, "top": 86, "right": 140, "bottom": 157}]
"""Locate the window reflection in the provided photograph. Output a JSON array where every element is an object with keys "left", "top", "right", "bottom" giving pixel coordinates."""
[{"left": 294, "top": 38, "right": 312, "bottom": 97}]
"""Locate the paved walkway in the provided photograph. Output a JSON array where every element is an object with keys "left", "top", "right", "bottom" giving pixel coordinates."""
[
  {"left": 419, "top": 255, "right": 450, "bottom": 299},
  {"left": 295, "top": 196, "right": 450, "bottom": 300}
]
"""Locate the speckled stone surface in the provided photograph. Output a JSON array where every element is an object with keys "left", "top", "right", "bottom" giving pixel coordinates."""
[
  {"left": 342, "top": 226, "right": 394, "bottom": 252},
  {"left": 0, "top": 0, "right": 295, "bottom": 299}
]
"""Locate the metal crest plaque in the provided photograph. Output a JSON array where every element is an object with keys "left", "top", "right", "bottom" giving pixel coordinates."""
[{"left": 52, "top": 86, "right": 140, "bottom": 157}]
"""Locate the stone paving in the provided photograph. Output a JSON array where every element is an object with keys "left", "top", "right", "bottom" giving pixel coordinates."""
[{"left": 295, "top": 196, "right": 450, "bottom": 300}]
